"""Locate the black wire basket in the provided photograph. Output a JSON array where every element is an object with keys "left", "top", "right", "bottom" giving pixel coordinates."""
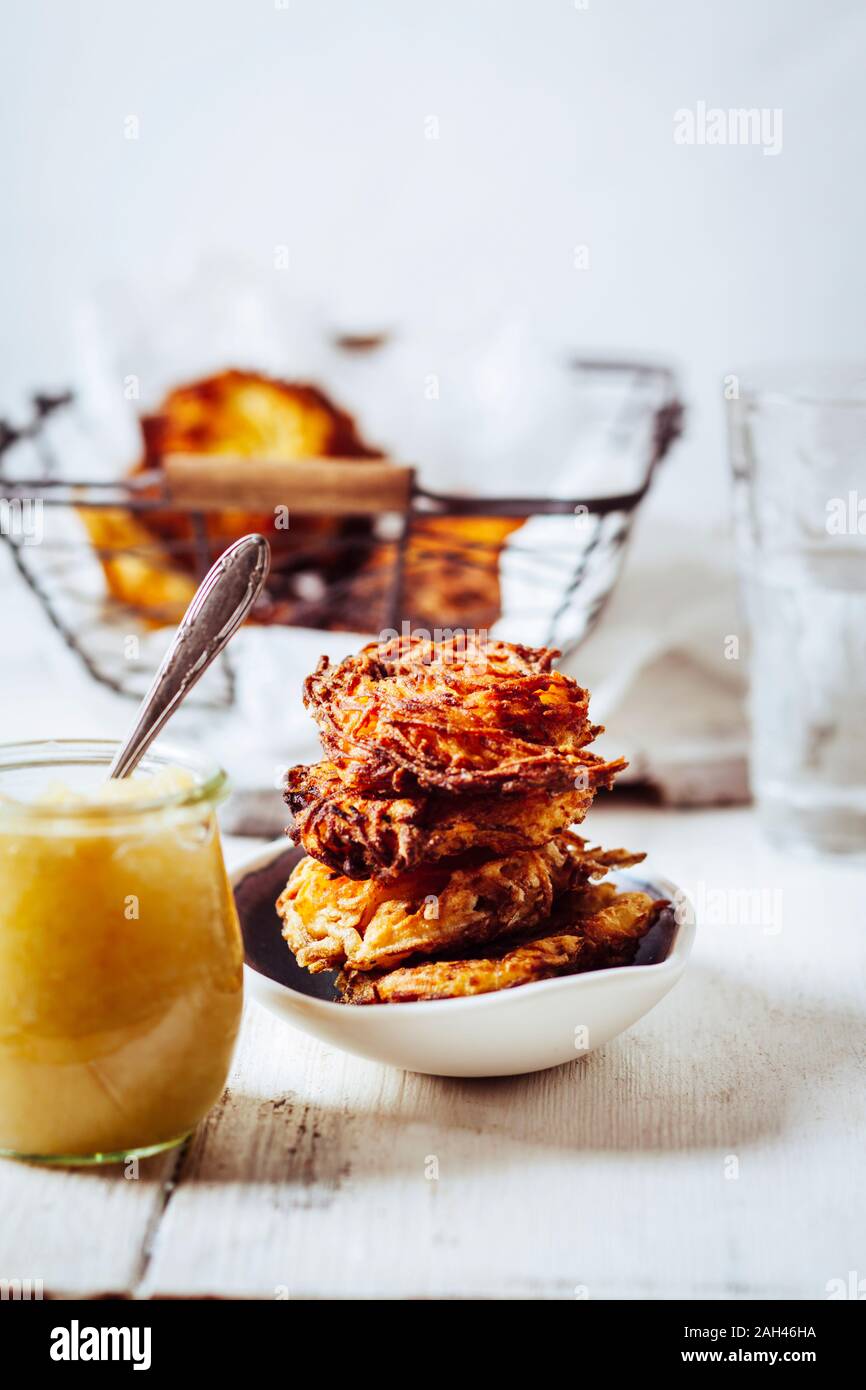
[{"left": 0, "top": 362, "right": 682, "bottom": 710}]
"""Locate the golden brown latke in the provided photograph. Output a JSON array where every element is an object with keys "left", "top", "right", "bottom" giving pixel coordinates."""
[
  {"left": 285, "top": 753, "right": 626, "bottom": 880},
  {"left": 303, "top": 636, "right": 600, "bottom": 796},
  {"left": 84, "top": 369, "right": 381, "bottom": 627},
  {"left": 87, "top": 377, "right": 528, "bottom": 633},
  {"left": 338, "top": 890, "right": 664, "bottom": 1003},
  {"left": 358, "top": 516, "right": 526, "bottom": 634},
  {"left": 276, "top": 832, "right": 643, "bottom": 975}
]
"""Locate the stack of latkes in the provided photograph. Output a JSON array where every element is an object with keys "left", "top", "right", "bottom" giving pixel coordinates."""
[{"left": 277, "top": 636, "right": 665, "bottom": 1004}]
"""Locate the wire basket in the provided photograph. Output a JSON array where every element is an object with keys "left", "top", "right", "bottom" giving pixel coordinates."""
[{"left": 0, "top": 362, "right": 682, "bottom": 709}]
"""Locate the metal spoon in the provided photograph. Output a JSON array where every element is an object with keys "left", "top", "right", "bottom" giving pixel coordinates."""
[{"left": 108, "top": 533, "right": 271, "bottom": 780}]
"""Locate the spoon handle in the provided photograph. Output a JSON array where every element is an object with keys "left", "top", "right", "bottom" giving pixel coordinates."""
[{"left": 108, "top": 533, "right": 271, "bottom": 780}]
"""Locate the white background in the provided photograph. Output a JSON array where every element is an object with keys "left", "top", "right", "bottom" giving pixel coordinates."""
[{"left": 2, "top": 0, "right": 866, "bottom": 522}]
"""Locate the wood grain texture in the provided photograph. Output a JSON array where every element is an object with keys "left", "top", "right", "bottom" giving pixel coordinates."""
[
  {"left": 2, "top": 807, "right": 865, "bottom": 1299},
  {"left": 0, "top": 1149, "right": 179, "bottom": 1298},
  {"left": 162, "top": 454, "right": 414, "bottom": 515}
]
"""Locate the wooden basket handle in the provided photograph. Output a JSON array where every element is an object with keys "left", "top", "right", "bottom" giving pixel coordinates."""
[{"left": 162, "top": 454, "right": 414, "bottom": 515}]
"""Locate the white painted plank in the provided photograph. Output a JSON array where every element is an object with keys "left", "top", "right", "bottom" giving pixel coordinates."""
[{"left": 0, "top": 1149, "right": 178, "bottom": 1297}]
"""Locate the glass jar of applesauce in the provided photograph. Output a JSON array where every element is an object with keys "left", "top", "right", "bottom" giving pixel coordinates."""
[{"left": 0, "top": 740, "right": 243, "bottom": 1164}]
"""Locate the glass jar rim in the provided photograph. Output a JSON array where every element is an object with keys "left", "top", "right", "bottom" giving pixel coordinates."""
[
  {"left": 0, "top": 739, "right": 229, "bottom": 823},
  {"left": 733, "top": 363, "right": 866, "bottom": 409}
]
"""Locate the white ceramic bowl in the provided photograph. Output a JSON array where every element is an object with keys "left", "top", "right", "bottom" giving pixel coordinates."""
[{"left": 233, "top": 841, "right": 694, "bottom": 1078}]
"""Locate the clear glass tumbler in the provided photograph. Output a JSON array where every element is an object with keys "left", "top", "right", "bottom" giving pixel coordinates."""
[
  {"left": 0, "top": 740, "right": 244, "bottom": 1163},
  {"left": 728, "top": 368, "right": 866, "bottom": 855}
]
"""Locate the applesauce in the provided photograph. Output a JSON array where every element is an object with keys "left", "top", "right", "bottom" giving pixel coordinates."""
[{"left": 0, "top": 740, "right": 243, "bottom": 1163}]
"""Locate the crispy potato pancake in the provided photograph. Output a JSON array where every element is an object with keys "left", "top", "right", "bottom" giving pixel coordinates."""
[
  {"left": 80, "top": 508, "right": 200, "bottom": 626},
  {"left": 85, "top": 369, "right": 381, "bottom": 626},
  {"left": 303, "top": 636, "right": 601, "bottom": 795},
  {"left": 277, "top": 831, "right": 643, "bottom": 974},
  {"left": 140, "top": 370, "right": 376, "bottom": 470},
  {"left": 285, "top": 753, "right": 626, "bottom": 880},
  {"left": 338, "top": 891, "right": 664, "bottom": 1003},
  {"left": 88, "top": 378, "right": 524, "bottom": 633},
  {"left": 354, "top": 516, "right": 525, "bottom": 635},
  {"left": 135, "top": 371, "right": 381, "bottom": 586},
  {"left": 399, "top": 516, "right": 525, "bottom": 633}
]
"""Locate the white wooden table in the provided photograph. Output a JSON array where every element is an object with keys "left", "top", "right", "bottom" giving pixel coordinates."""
[{"left": 2, "top": 804, "right": 864, "bottom": 1300}]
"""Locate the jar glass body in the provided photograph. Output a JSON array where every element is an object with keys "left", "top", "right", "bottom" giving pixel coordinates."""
[{"left": 0, "top": 740, "right": 243, "bottom": 1163}]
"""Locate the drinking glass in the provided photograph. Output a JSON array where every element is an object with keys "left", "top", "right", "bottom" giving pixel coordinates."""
[{"left": 728, "top": 368, "right": 866, "bottom": 855}]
